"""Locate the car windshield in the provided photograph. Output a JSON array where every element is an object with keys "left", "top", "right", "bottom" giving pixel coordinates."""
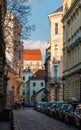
[
  {"left": 57, "top": 102, "right": 65, "bottom": 108},
  {"left": 43, "top": 102, "right": 48, "bottom": 106},
  {"left": 68, "top": 104, "right": 75, "bottom": 111},
  {"left": 63, "top": 104, "right": 68, "bottom": 110},
  {"left": 70, "top": 105, "right": 74, "bottom": 111},
  {"left": 48, "top": 102, "right": 55, "bottom": 107},
  {"left": 52, "top": 104, "right": 56, "bottom": 108}
]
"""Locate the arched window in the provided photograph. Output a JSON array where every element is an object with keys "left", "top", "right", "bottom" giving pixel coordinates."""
[
  {"left": 54, "top": 44, "right": 58, "bottom": 56},
  {"left": 55, "top": 23, "right": 58, "bottom": 34}
]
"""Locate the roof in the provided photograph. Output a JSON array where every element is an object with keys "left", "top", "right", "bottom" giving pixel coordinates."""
[
  {"left": 53, "top": 6, "right": 63, "bottom": 13},
  {"left": 30, "top": 69, "right": 45, "bottom": 80},
  {"left": 23, "top": 67, "right": 32, "bottom": 73},
  {"left": 23, "top": 49, "right": 42, "bottom": 61}
]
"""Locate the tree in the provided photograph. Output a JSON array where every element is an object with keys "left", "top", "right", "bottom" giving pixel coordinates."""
[
  {"left": 6, "top": 0, "right": 35, "bottom": 40},
  {"left": 4, "top": 0, "right": 35, "bottom": 68}
]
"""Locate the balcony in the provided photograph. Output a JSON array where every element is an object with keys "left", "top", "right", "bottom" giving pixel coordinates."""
[
  {"left": 67, "top": 37, "right": 81, "bottom": 52},
  {"left": 47, "top": 77, "right": 60, "bottom": 88}
]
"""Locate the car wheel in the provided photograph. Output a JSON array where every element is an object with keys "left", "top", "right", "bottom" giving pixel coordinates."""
[
  {"left": 56, "top": 112, "right": 59, "bottom": 120},
  {"left": 72, "top": 117, "right": 75, "bottom": 126}
]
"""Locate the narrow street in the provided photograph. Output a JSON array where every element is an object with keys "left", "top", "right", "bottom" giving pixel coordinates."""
[{"left": 13, "top": 108, "right": 78, "bottom": 130}]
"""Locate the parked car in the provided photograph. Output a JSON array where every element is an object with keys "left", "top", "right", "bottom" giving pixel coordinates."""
[
  {"left": 28, "top": 102, "right": 34, "bottom": 107},
  {"left": 40, "top": 102, "right": 48, "bottom": 113},
  {"left": 58, "top": 103, "right": 69, "bottom": 121},
  {"left": 74, "top": 104, "right": 81, "bottom": 128},
  {"left": 36, "top": 102, "right": 44, "bottom": 111},
  {"left": 45, "top": 102, "right": 56, "bottom": 115},
  {"left": 49, "top": 103, "right": 56, "bottom": 117},
  {"left": 64, "top": 103, "right": 78, "bottom": 125},
  {"left": 54, "top": 101, "right": 65, "bottom": 119}
]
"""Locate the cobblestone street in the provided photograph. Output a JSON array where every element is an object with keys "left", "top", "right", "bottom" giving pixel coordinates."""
[{"left": 13, "top": 108, "right": 78, "bottom": 130}]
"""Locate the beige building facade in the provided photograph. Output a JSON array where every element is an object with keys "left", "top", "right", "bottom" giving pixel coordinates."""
[
  {"left": 45, "top": 6, "right": 63, "bottom": 101},
  {"left": 5, "top": 10, "right": 23, "bottom": 106},
  {"left": 23, "top": 49, "right": 42, "bottom": 73},
  {"left": 62, "top": 0, "right": 81, "bottom": 102}
]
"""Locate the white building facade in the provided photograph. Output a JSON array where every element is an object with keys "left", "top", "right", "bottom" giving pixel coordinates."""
[
  {"left": 26, "top": 69, "right": 45, "bottom": 104},
  {"left": 20, "top": 68, "right": 33, "bottom": 103},
  {"left": 46, "top": 6, "right": 63, "bottom": 101}
]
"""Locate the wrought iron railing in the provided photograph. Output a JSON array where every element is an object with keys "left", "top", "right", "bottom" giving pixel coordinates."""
[{"left": 44, "top": 76, "right": 61, "bottom": 84}]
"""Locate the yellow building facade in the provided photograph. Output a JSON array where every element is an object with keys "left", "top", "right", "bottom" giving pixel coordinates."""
[
  {"left": 62, "top": 0, "right": 81, "bottom": 101},
  {"left": 5, "top": 10, "right": 23, "bottom": 106},
  {"left": 4, "top": 65, "right": 17, "bottom": 108}
]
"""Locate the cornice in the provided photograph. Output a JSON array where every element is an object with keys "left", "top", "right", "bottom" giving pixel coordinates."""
[
  {"left": 48, "top": 12, "right": 63, "bottom": 19},
  {"left": 62, "top": 0, "right": 80, "bottom": 22},
  {"left": 63, "top": 62, "right": 81, "bottom": 77}
]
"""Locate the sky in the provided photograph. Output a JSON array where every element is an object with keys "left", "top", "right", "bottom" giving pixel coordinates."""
[{"left": 23, "top": 0, "right": 62, "bottom": 64}]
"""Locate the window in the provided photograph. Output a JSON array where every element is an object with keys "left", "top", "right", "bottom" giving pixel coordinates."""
[
  {"left": 55, "top": 88, "right": 59, "bottom": 101},
  {"left": 23, "top": 76, "right": 25, "bottom": 80},
  {"left": 54, "top": 66, "right": 58, "bottom": 82},
  {"left": 30, "top": 62, "right": 32, "bottom": 65},
  {"left": 41, "top": 82, "right": 43, "bottom": 86},
  {"left": 22, "top": 90, "right": 25, "bottom": 95},
  {"left": 19, "top": 50, "right": 21, "bottom": 60},
  {"left": 54, "top": 44, "right": 58, "bottom": 56},
  {"left": 23, "top": 83, "right": 25, "bottom": 88},
  {"left": 55, "top": 44, "right": 58, "bottom": 50},
  {"left": 33, "top": 82, "right": 36, "bottom": 87},
  {"left": 55, "top": 23, "right": 58, "bottom": 34},
  {"left": 36, "top": 62, "right": 39, "bottom": 65},
  {"left": 33, "top": 90, "right": 36, "bottom": 94}
]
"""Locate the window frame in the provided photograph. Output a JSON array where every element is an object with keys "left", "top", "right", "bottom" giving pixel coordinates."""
[{"left": 55, "top": 23, "right": 58, "bottom": 35}]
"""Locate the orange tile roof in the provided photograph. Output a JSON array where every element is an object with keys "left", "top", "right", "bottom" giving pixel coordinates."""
[{"left": 23, "top": 49, "right": 42, "bottom": 61}]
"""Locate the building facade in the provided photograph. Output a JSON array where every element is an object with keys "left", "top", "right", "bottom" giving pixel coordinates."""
[
  {"left": 45, "top": 6, "right": 63, "bottom": 102},
  {"left": 44, "top": 41, "right": 51, "bottom": 101},
  {"left": 0, "top": 0, "right": 6, "bottom": 114},
  {"left": 62, "top": 0, "right": 81, "bottom": 102},
  {"left": 4, "top": 10, "right": 23, "bottom": 105},
  {"left": 23, "top": 49, "right": 42, "bottom": 73},
  {"left": 20, "top": 67, "right": 33, "bottom": 103},
  {"left": 26, "top": 69, "right": 45, "bottom": 104}
]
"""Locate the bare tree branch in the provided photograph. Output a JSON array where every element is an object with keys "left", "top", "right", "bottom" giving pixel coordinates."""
[{"left": 6, "top": 0, "right": 35, "bottom": 40}]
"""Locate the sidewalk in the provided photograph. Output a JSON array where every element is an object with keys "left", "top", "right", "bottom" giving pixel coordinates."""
[
  {"left": 0, "top": 110, "right": 22, "bottom": 130},
  {"left": 0, "top": 121, "right": 10, "bottom": 130},
  {"left": 13, "top": 110, "right": 22, "bottom": 130},
  {"left": 0, "top": 120, "right": 20, "bottom": 130}
]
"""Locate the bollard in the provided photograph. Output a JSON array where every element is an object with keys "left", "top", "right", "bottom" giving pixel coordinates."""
[
  {"left": 10, "top": 109, "right": 15, "bottom": 130},
  {"left": 11, "top": 120, "right": 15, "bottom": 130}
]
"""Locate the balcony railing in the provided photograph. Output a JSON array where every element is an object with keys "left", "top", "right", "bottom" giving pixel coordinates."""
[
  {"left": 49, "top": 77, "right": 60, "bottom": 84},
  {"left": 45, "top": 76, "right": 61, "bottom": 85},
  {"left": 45, "top": 77, "right": 61, "bottom": 89}
]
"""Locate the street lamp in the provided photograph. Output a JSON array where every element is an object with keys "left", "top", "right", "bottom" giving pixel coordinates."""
[
  {"left": 12, "top": 85, "right": 15, "bottom": 108},
  {"left": 78, "top": 69, "right": 81, "bottom": 103},
  {"left": 61, "top": 76, "right": 66, "bottom": 101},
  {"left": 4, "top": 70, "right": 9, "bottom": 107}
]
